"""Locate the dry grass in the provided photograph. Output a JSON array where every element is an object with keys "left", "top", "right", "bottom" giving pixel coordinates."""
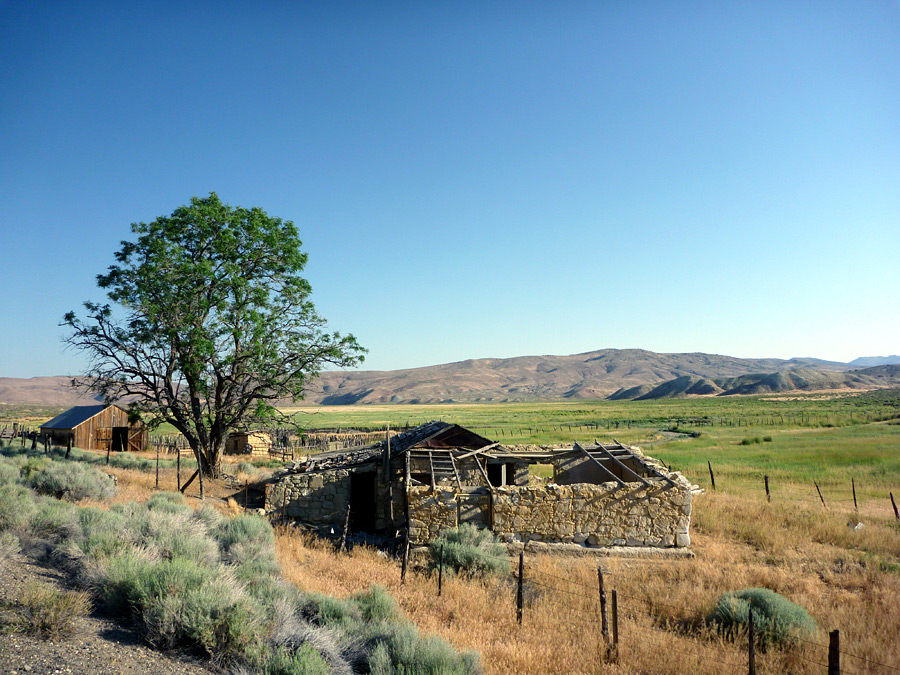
[{"left": 274, "top": 489, "right": 900, "bottom": 675}]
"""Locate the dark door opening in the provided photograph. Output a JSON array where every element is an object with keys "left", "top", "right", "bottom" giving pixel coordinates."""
[
  {"left": 487, "top": 463, "right": 504, "bottom": 488},
  {"left": 112, "top": 427, "right": 129, "bottom": 452},
  {"left": 349, "top": 471, "right": 378, "bottom": 533}
]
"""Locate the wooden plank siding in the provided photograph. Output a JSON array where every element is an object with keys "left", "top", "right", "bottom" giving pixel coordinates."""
[{"left": 43, "top": 405, "right": 147, "bottom": 452}]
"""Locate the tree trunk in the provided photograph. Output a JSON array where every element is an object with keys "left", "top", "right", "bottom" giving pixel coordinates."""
[{"left": 197, "top": 440, "right": 224, "bottom": 479}]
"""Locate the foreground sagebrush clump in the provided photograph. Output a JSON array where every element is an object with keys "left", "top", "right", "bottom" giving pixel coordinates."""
[
  {"left": 429, "top": 524, "right": 509, "bottom": 577},
  {"left": 708, "top": 587, "right": 817, "bottom": 645},
  {"left": 0, "top": 451, "right": 480, "bottom": 673}
]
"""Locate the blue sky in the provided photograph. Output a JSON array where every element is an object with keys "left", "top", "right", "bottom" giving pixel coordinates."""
[{"left": 1, "top": 2, "right": 898, "bottom": 378}]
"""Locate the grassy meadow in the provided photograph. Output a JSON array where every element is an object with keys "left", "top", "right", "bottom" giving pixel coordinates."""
[{"left": 2, "top": 391, "right": 900, "bottom": 673}]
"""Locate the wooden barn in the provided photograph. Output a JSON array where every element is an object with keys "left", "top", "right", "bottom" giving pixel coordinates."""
[
  {"left": 40, "top": 404, "right": 148, "bottom": 453},
  {"left": 225, "top": 431, "right": 271, "bottom": 456}
]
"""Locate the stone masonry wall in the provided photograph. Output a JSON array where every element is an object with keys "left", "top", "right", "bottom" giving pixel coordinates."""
[
  {"left": 266, "top": 468, "right": 352, "bottom": 527},
  {"left": 407, "top": 478, "right": 692, "bottom": 548},
  {"left": 407, "top": 487, "right": 466, "bottom": 544}
]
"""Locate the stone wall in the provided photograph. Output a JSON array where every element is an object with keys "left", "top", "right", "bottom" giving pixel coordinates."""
[
  {"left": 407, "top": 478, "right": 692, "bottom": 548},
  {"left": 266, "top": 467, "right": 352, "bottom": 526},
  {"left": 407, "top": 486, "right": 463, "bottom": 543},
  {"left": 491, "top": 480, "right": 691, "bottom": 547}
]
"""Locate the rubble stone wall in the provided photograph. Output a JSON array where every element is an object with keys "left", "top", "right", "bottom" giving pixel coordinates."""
[
  {"left": 265, "top": 468, "right": 352, "bottom": 526},
  {"left": 491, "top": 480, "right": 691, "bottom": 547},
  {"left": 407, "top": 479, "right": 691, "bottom": 548}
]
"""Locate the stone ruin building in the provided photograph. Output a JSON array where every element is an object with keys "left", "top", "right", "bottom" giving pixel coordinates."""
[{"left": 265, "top": 421, "right": 692, "bottom": 549}]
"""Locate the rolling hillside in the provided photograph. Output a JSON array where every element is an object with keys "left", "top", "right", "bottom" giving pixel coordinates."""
[
  {"left": 612, "top": 365, "right": 900, "bottom": 400},
  {"left": 3, "top": 350, "right": 895, "bottom": 407}
]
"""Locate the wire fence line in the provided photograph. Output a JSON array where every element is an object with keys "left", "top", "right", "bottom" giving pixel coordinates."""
[{"left": 410, "top": 546, "right": 900, "bottom": 675}]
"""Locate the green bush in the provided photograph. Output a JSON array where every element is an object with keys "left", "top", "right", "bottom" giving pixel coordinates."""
[
  {"left": 0, "top": 532, "right": 20, "bottom": 559},
  {"left": 29, "top": 497, "right": 82, "bottom": 543},
  {"left": 0, "top": 459, "right": 21, "bottom": 485},
  {"left": 429, "top": 524, "right": 509, "bottom": 577},
  {"left": 0, "top": 483, "right": 38, "bottom": 532},
  {"left": 763, "top": 435, "right": 773, "bottom": 442},
  {"left": 352, "top": 585, "right": 399, "bottom": 623},
  {"left": 245, "top": 642, "right": 332, "bottom": 675},
  {"left": 143, "top": 578, "right": 262, "bottom": 657},
  {"left": 368, "top": 622, "right": 481, "bottom": 675},
  {"left": 708, "top": 587, "right": 817, "bottom": 644},
  {"left": 27, "top": 461, "right": 117, "bottom": 501}
]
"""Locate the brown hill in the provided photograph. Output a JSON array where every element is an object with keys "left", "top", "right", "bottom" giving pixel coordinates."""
[
  {"left": 0, "top": 350, "right": 858, "bottom": 407},
  {"left": 0, "top": 376, "right": 103, "bottom": 407},
  {"left": 302, "top": 349, "right": 850, "bottom": 404}
]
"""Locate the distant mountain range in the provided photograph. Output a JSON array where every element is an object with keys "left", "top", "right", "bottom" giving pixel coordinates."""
[
  {"left": 2, "top": 350, "right": 898, "bottom": 407},
  {"left": 847, "top": 355, "right": 900, "bottom": 367}
]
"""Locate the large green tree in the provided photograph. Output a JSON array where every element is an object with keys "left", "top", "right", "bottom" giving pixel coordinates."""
[{"left": 64, "top": 193, "right": 365, "bottom": 478}]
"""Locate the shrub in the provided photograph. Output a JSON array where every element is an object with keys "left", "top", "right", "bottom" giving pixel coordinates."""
[
  {"left": 763, "top": 435, "right": 773, "bottom": 442},
  {"left": 0, "top": 459, "right": 21, "bottom": 485},
  {"left": 0, "top": 532, "right": 20, "bottom": 559},
  {"left": 708, "top": 587, "right": 817, "bottom": 645},
  {"left": 0, "top": 483, "right": 38, "bottom": 533},
  {"left": 369, "top": 622, "right": 481, "bottom": 675},
  {"left": 244, "top": 642, "right": 332, "bottom": 675},
  {"left": 28, "top": 497, "right": 82, "bottom": 543},
  {"left": 429, "top": 524, "right": 509, "bottom": 577},
  {"left": 13, "top": 581, "right": 91, "bottom": 638},
  {"left": 143, "top": 577, "right": 262, "bottom": 658},
  {"left": 27, "top": 461, "right": 117, "bottom": 501},
  {"left": 351, "top": 585, "right": 399, "bottom": 623}
]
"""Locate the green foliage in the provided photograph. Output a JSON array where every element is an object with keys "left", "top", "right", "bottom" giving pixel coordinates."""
[
  {"left": 245, "top": 642, "right": 332, "bottom": 675},
  {"left": 708, "top": 587, "right": 817, "bottom": 644},
  {"left": 26, "top": 461, "right": 117, "bottom": 501},
  {"left": 63, "top": 192, "right": 365, "bottom": 476},
  {"left": 0, "top": 483, "right": 38, "bottom": 533},
  {"left": 0, "top": 460, "right": 21, "bottom": 485},
  {"left": 429, "top": 524, "right": 509, "bottom": 577},
  {"left": 352, "top": 585, "right": 400, "bottom": 623},
  {"left": 367, "top": 622, "right": 481, "bottom": 675},
  {"left": 0, "top": 532, "right": 20, "bottom": 559}
]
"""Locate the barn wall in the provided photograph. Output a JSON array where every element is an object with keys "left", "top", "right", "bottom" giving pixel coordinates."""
[{"left": 70, "top": 406, "right": 141, "bottom": 451}]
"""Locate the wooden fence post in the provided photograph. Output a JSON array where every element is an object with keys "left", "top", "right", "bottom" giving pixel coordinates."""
[
  {"left": 66, "top": 435, "right": 72, "bottom": 459},
  {"left": 815, "top": 481, "right": 828, "bottom": 510},
  {"left": 828, "top": 629, "right": 840, "bottom": 675},
  {"left": 155, "top": 443, "right": 160, "bottom": 489},
  {"left": 891, "top": 492, "right": 899, "bottom": 520},
  {"left": 516, "top": 552, "right": 524, "bottom": 625},
  {"left": 764, "top": 475, "right": 770, "bottom": 503},
  {"left": 708, "top": 461, "right": 716, "bottom": 491},
  {"left": 611, "top": 589, "right": 619, "bottom": 661},
  {"left": 598, "top": 566, "right": 610, "bottom": 652},
  {"left": 748, "top": 607, "right": 756, "bottom": 675},
  {"left": 438, "top": 544, "right": 444, "bottom": 597},
  {"left": 175, "top": 445, "right": 180, "bottom": 491},
  {"left": 401, "top": 536, "right": 410, "bottom": 585},
  {"left": 852, "top": 477, "right": 858, "bottom": 512}
]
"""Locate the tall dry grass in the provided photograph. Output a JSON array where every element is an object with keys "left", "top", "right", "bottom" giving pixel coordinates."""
[{"left": 275, "top": 488, "right": 900, "bottom": 675}]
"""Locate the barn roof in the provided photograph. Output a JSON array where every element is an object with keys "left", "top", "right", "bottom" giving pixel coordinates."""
[{"left": 40, "top": 404, "right": 113, "bottom": 430}]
